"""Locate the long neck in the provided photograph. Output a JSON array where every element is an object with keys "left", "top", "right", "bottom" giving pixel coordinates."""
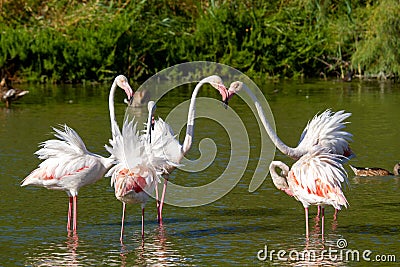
[
  {"left": 242, "top": 84, "right": 301, "bottom": 159},
  {"left": 109, "top": 80, "right": 118, "bottom": 137},
  {"left": 181, "top": 81, "right": 205, "bottom": 156},
  {"left": 145, "top": 109, "right": 153, "bottom": 143}
]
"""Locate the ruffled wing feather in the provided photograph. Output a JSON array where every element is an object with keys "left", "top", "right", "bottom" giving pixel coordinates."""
[{"left": 297, "top": 109, "right": 353, "bottom": 159}]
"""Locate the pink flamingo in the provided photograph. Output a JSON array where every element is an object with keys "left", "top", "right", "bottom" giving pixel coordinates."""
[
  {"left": 150, "top": 75, "right": 228, "bottom": 223},
  {"left": 105, "top": 101, "right": 175, "bottom": 241},
  {"left": 21, "top": 75, "right": 134, "bottom": 231},
  {"left": 226, "top": 81, "right": 354, "bottom": 218},
  {"left": 226, "top": 81, "right": 354, "bottom": 160},
  {"left": 269, "top": 146, "right": 348, "bottom": 239}
]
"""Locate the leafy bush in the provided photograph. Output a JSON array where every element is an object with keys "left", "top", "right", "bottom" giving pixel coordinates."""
[{"left": 0, "top": 0, "right": 398, "bottom": 82}]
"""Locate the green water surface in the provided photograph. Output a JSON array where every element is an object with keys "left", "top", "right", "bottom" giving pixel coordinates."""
[{"left": 0, "top": 79, "right": 399, "bottom": 266}]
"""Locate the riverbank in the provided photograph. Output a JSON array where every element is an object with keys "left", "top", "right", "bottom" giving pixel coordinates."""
[{"left": 1, "top": 0, "right": 399, "bottom": 83}]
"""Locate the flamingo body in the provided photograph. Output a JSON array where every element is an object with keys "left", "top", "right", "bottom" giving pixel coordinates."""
[
  {"left": 287, "top": 151, "right": 348, "bottom": 209},
  {"left": 111, "top": 166, "right": 157, "bottom": 205},
  {"left": 22, "top": 126, "right": 113, "bottom": 192},
  {"left": 269, "top": 147, "right": 348, "bottom": 238}
]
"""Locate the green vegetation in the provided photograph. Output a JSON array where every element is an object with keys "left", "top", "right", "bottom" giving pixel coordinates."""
[{"left": 1, "top": 0, "right": 399, "bottom": 83}]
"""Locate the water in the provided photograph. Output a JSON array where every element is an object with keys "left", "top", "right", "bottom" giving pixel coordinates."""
[{"left": 0, "top": 79, "right": 399, "bottom": 266}]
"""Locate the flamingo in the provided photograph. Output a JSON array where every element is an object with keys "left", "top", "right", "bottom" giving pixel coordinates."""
[
  {"left": 226, "top": 81, "right": 354, "bottom": 160},
  {"left": 21, "top": 75, "right": 134, "bottom": 231},
  {"left": 105, "top": 101, "right": 176, "bottom": 241},
  {"left": 269, "top": 146, "right": 349, "bottom": 239},
  {"left": 150, "top": 75, "right": 229, "bottom": 223},
  {"left": 350, "top": 163, "right": 400, "bottom": 176},
  {"left": 226, "top": 81, "right": 354, "bottom": 219}
]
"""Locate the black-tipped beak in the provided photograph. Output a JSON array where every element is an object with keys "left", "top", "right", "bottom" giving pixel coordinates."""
[
  {"left": 129, "top": 96, "right": 134, "bottom": 105},
  {"left": 222, "top": 99, "right": 229, "bottom": 109}
]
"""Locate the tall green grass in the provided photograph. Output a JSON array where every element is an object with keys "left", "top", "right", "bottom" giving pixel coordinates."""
[{"left": 0, "top": 0, "right": 398, "bottom": 82}]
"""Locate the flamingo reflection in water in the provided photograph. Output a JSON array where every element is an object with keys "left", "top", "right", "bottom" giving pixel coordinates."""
[
  {"left": 269, "top": 146, "right": 349, "bottom": 239},
  {"left": 119, "top": 225, "right": 183, "bottom": 267},
  {"left": 24, "top": 233, "right": 80, "bottom": 266}
]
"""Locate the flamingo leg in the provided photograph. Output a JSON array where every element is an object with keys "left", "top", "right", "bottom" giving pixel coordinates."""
[
  {"left": 120, "top": 202, "right": 126, "bottom": 243},
  {"left": 67, "top": 197, "right": 73, "bottom": 231},
  {"left": 305, "top": 207, "right": 309, "bottom": 239},
  {"left": 155, "top": 183, "right": 160, "bottom": 222},
  {"left": 73, "top": 196, "right": 78, "bottom": 231},
  {"left": 158, "top": 178, "right": 168, "bottom": 224},
  {"left": 141, "top": 207, "right": 145, "bottom": 240},
  {"left": 321, "top": 206, "right": 325, "bottom": 240}
]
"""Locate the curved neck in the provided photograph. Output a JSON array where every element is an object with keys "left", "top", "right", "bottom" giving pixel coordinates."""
[
  {"left": 242, "top": 84, "right": 301, "bottom": 159},
  {"left": 269, "top": 161, "right": 292, "bottom": 196},
  {"left": 269, "top": 161, "right": 288, "bottom": 188},
  {"left": 181, "top": 81, "right": 207, "bottom": 156},
  {"left": 109, "top": 80, "right": 118, "bottom": 136}
]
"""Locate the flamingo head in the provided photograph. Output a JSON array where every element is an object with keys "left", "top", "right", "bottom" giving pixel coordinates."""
[
  {"left": 203, "top": 75, "right": 229, "bottom": 108},
  {"left": 147, "top": 101, "right": 156, "bottom": 116},
  {"left": 225, "top": 81, "right": 243, "bottom": 105},
  {"left": 115, "top": 75, "right": 134, "bottom": 104}
]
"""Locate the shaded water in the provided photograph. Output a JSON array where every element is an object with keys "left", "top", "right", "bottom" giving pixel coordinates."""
[{"left": 0, "top": 79, "right": 399, "bottom": 266}]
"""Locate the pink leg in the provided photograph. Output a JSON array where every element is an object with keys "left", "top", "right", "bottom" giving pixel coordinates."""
[
  {"left": 158, "top": 179, "right": 168, "bottom": 224},
  {"left": 67, "top": 197, "right": 73, "bottom": 231},
  {"left": 155, "top": 183, "right": 160, "bottom": 222},
  {"left": 333, "top": 209, "right": 338, "bottom": 220},
  {"left": 141, "top": 207, "right": 145, "bottom": 240},
  {"left": 317, "top": 206, "right": 321, "bottom": 217},
  {"left": 120, "top": 203, "right": 126, "bottom": 243},
  {"left": 73, "top": 196, "right": 78, "bottom": 231},
  {"left": 305, "top": 207, "right": 309, "bottom": 239},
  {"left": 321, "top": 206, "right": 325, "bottom": 240}
]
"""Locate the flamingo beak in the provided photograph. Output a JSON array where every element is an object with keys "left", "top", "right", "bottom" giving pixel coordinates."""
[
  {"left": 223, "top": 99, "right": 229, "bottom": 109},
  {"left": 223, "top": 89, "right": 236, "bottom": 109},
  {"left": 216, "top": 84, "right": 229, "bottom": 109},
  {"left": 122, "top": 82, "right": 134, "bottom": 105}
]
